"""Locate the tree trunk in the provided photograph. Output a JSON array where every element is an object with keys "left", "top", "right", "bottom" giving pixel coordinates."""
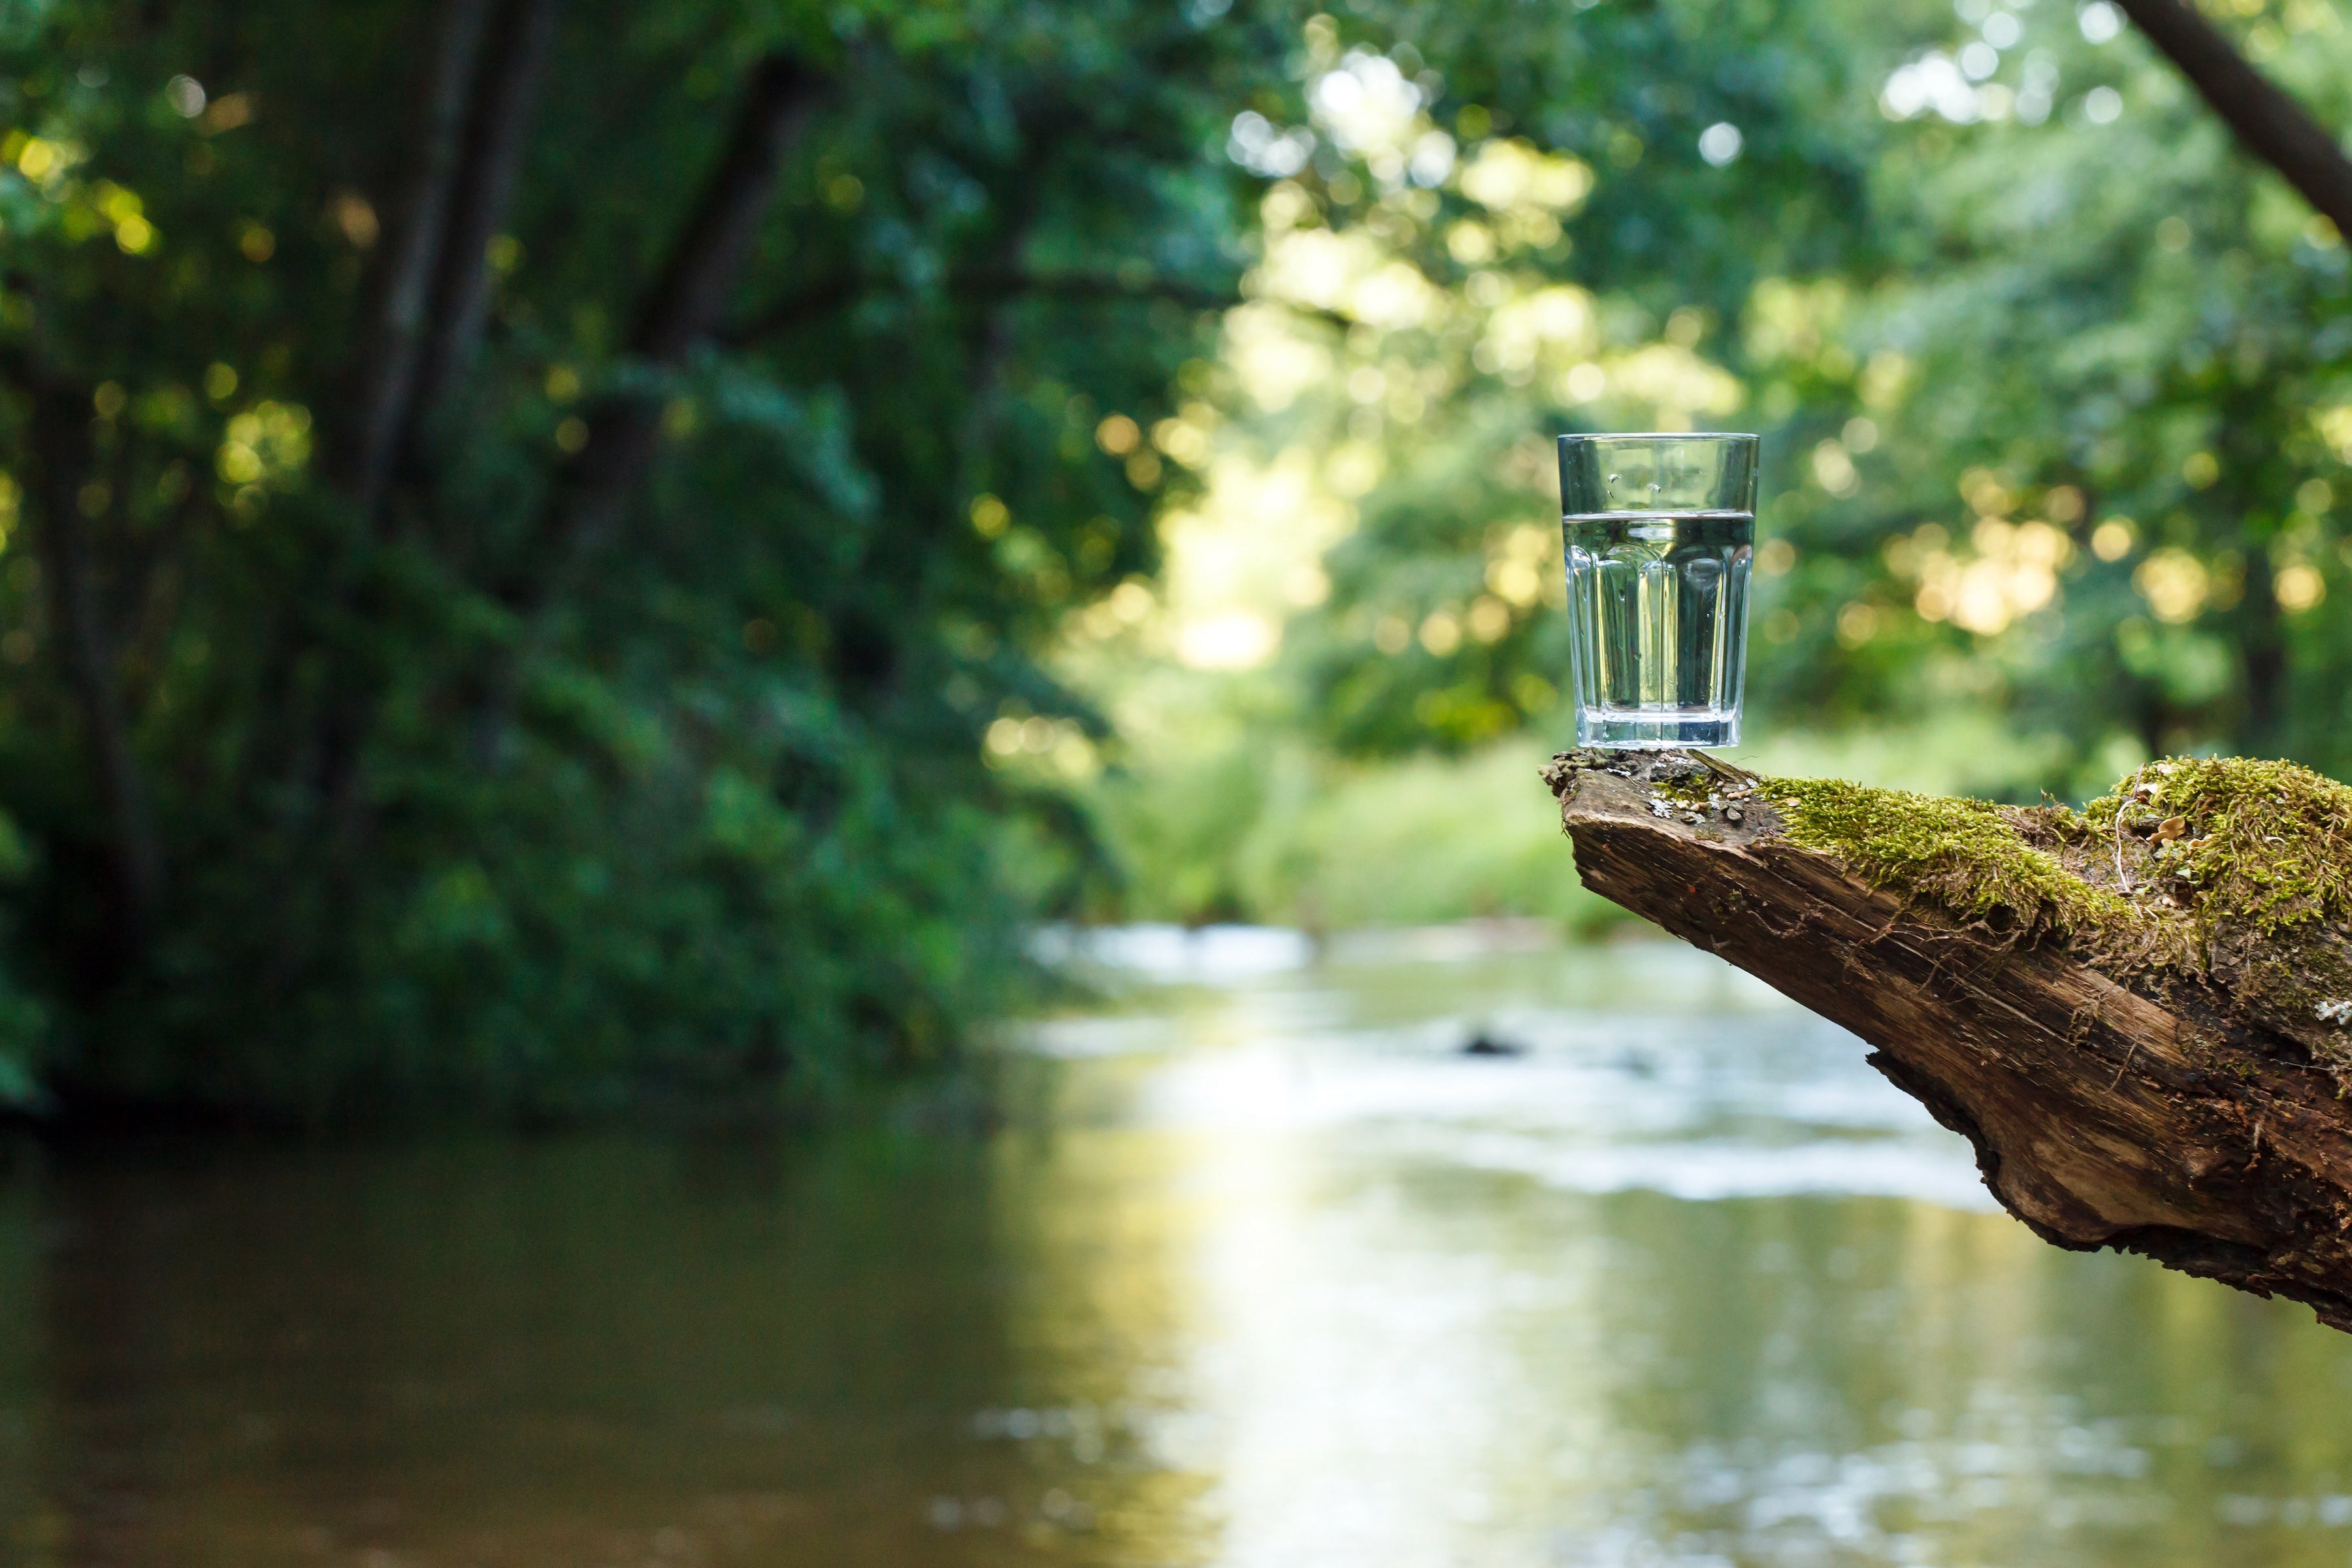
[
  {"left": 1543, "top": 748, "right": 2352, "bottom": 1333},
  {"left": 529, "top": 52, "right": 828, "bottom": 582},
  {"left": 29, "top": 387, "right": 163, "bottom": 949},
  {"left": 399, "top": 0, "right": 563, "bottom": 463},
  {"left": 463, "top": 52, "right": 826, "bottom": 766},
  {"left": 344, "top": 0, "right": 494, "bottom": 520},
  {"left": 459, "top": 55, "right": 828, "bottom": 766},
  {"left": 2240, "top": 547, "right": 2286, "bottom": 752}
]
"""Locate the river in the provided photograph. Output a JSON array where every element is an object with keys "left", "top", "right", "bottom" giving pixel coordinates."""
[{"left": 1, "top": 926, "right": 2349, "bottom": 1565}]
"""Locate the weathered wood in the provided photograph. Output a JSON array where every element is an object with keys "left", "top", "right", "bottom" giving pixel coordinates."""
[{"left": 1544, "top": 748, "right": 2352, "bottom": 1331}]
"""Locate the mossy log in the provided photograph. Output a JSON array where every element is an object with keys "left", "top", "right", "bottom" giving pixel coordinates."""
[{"left": 1544, "top": 747, "right": 2352, "bottom": 1332}]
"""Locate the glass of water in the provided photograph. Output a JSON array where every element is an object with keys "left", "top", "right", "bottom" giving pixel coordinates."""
[{"left": 1558, "top": 433, "right": 1759, "bottom": 749}]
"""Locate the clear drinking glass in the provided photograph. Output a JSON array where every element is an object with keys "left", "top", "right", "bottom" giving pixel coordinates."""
[{"left": 1558, "top": 433, "right": 1759, "bottom": 749}]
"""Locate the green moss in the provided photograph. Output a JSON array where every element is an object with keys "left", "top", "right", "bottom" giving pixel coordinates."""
[
  {"left": 1761, "top": 776, "right": 2146, "bottom": 945},
  {"left": 1757, "top": 756, "right": 2352, "bottom": 985},
  {"left": 1651, "top": 775, "right": 1716, "bottom": 808},
  {"left": 2079, "top": 756, "right": 2352, "bottom": 938}
]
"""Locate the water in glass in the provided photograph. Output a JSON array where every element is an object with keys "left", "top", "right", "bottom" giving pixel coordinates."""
[{"left": 1563, "top": 508, "right": 1753, "bottom": 748}]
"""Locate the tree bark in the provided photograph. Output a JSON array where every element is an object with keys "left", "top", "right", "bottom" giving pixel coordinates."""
[
  {"left": 2115, "top": 0, "right": 2352, "bottom": 240},
  {"left": 1543, "top": 748, "right": 2352, "bottom": 1333}
]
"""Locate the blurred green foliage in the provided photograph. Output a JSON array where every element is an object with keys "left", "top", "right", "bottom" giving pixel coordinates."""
[
  {"left": 1251, "top": 0, "right": 2352, "bottom": 786},
  {"left": 1317, "top": 0, "right": 2352, "bottom": 766},
  {"left": 1061, "top": 0, "right": 2352, "bottom": 928},
  {"left": 7, "top": 0, "right": 2349, "bottom": 1108},
  {"left": 0, "top": 0, "right": 1295, "bottom": 1117}
]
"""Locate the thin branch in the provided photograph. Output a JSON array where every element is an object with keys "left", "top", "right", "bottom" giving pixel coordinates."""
[
  {"left": 2114, "top": 0, "right": 2352, "bottom": 237},
  {"left": 345, "top": 0, "right": 493, "bottom": 520}
]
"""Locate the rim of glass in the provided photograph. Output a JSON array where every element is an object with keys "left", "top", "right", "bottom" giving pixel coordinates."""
[{"left": 1558, "top": 432, "right": 1759, "bottom": 442}]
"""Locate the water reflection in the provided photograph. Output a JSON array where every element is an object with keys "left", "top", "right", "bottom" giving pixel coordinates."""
[{"left": 0, "top": 933, "right": 2349, "bottom": 1565}]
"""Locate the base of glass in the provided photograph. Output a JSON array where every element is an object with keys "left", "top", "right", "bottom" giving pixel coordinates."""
[{"left": 1575, "top": 707, "right": 1741, "bottom": 750}]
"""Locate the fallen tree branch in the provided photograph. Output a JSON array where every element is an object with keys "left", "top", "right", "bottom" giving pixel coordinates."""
[{"left": 1544, "top": 747, "right": 2352, "bottom": 1332}]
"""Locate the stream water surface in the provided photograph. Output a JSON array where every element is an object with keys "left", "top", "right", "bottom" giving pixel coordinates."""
[{"left": 3, "top": 929, "right": 2351, "bottom": 1567}]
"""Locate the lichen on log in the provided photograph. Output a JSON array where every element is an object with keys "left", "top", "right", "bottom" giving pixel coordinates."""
[{"left": 1544, "top": 747, "right": 2352, "bottom": 1332}]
